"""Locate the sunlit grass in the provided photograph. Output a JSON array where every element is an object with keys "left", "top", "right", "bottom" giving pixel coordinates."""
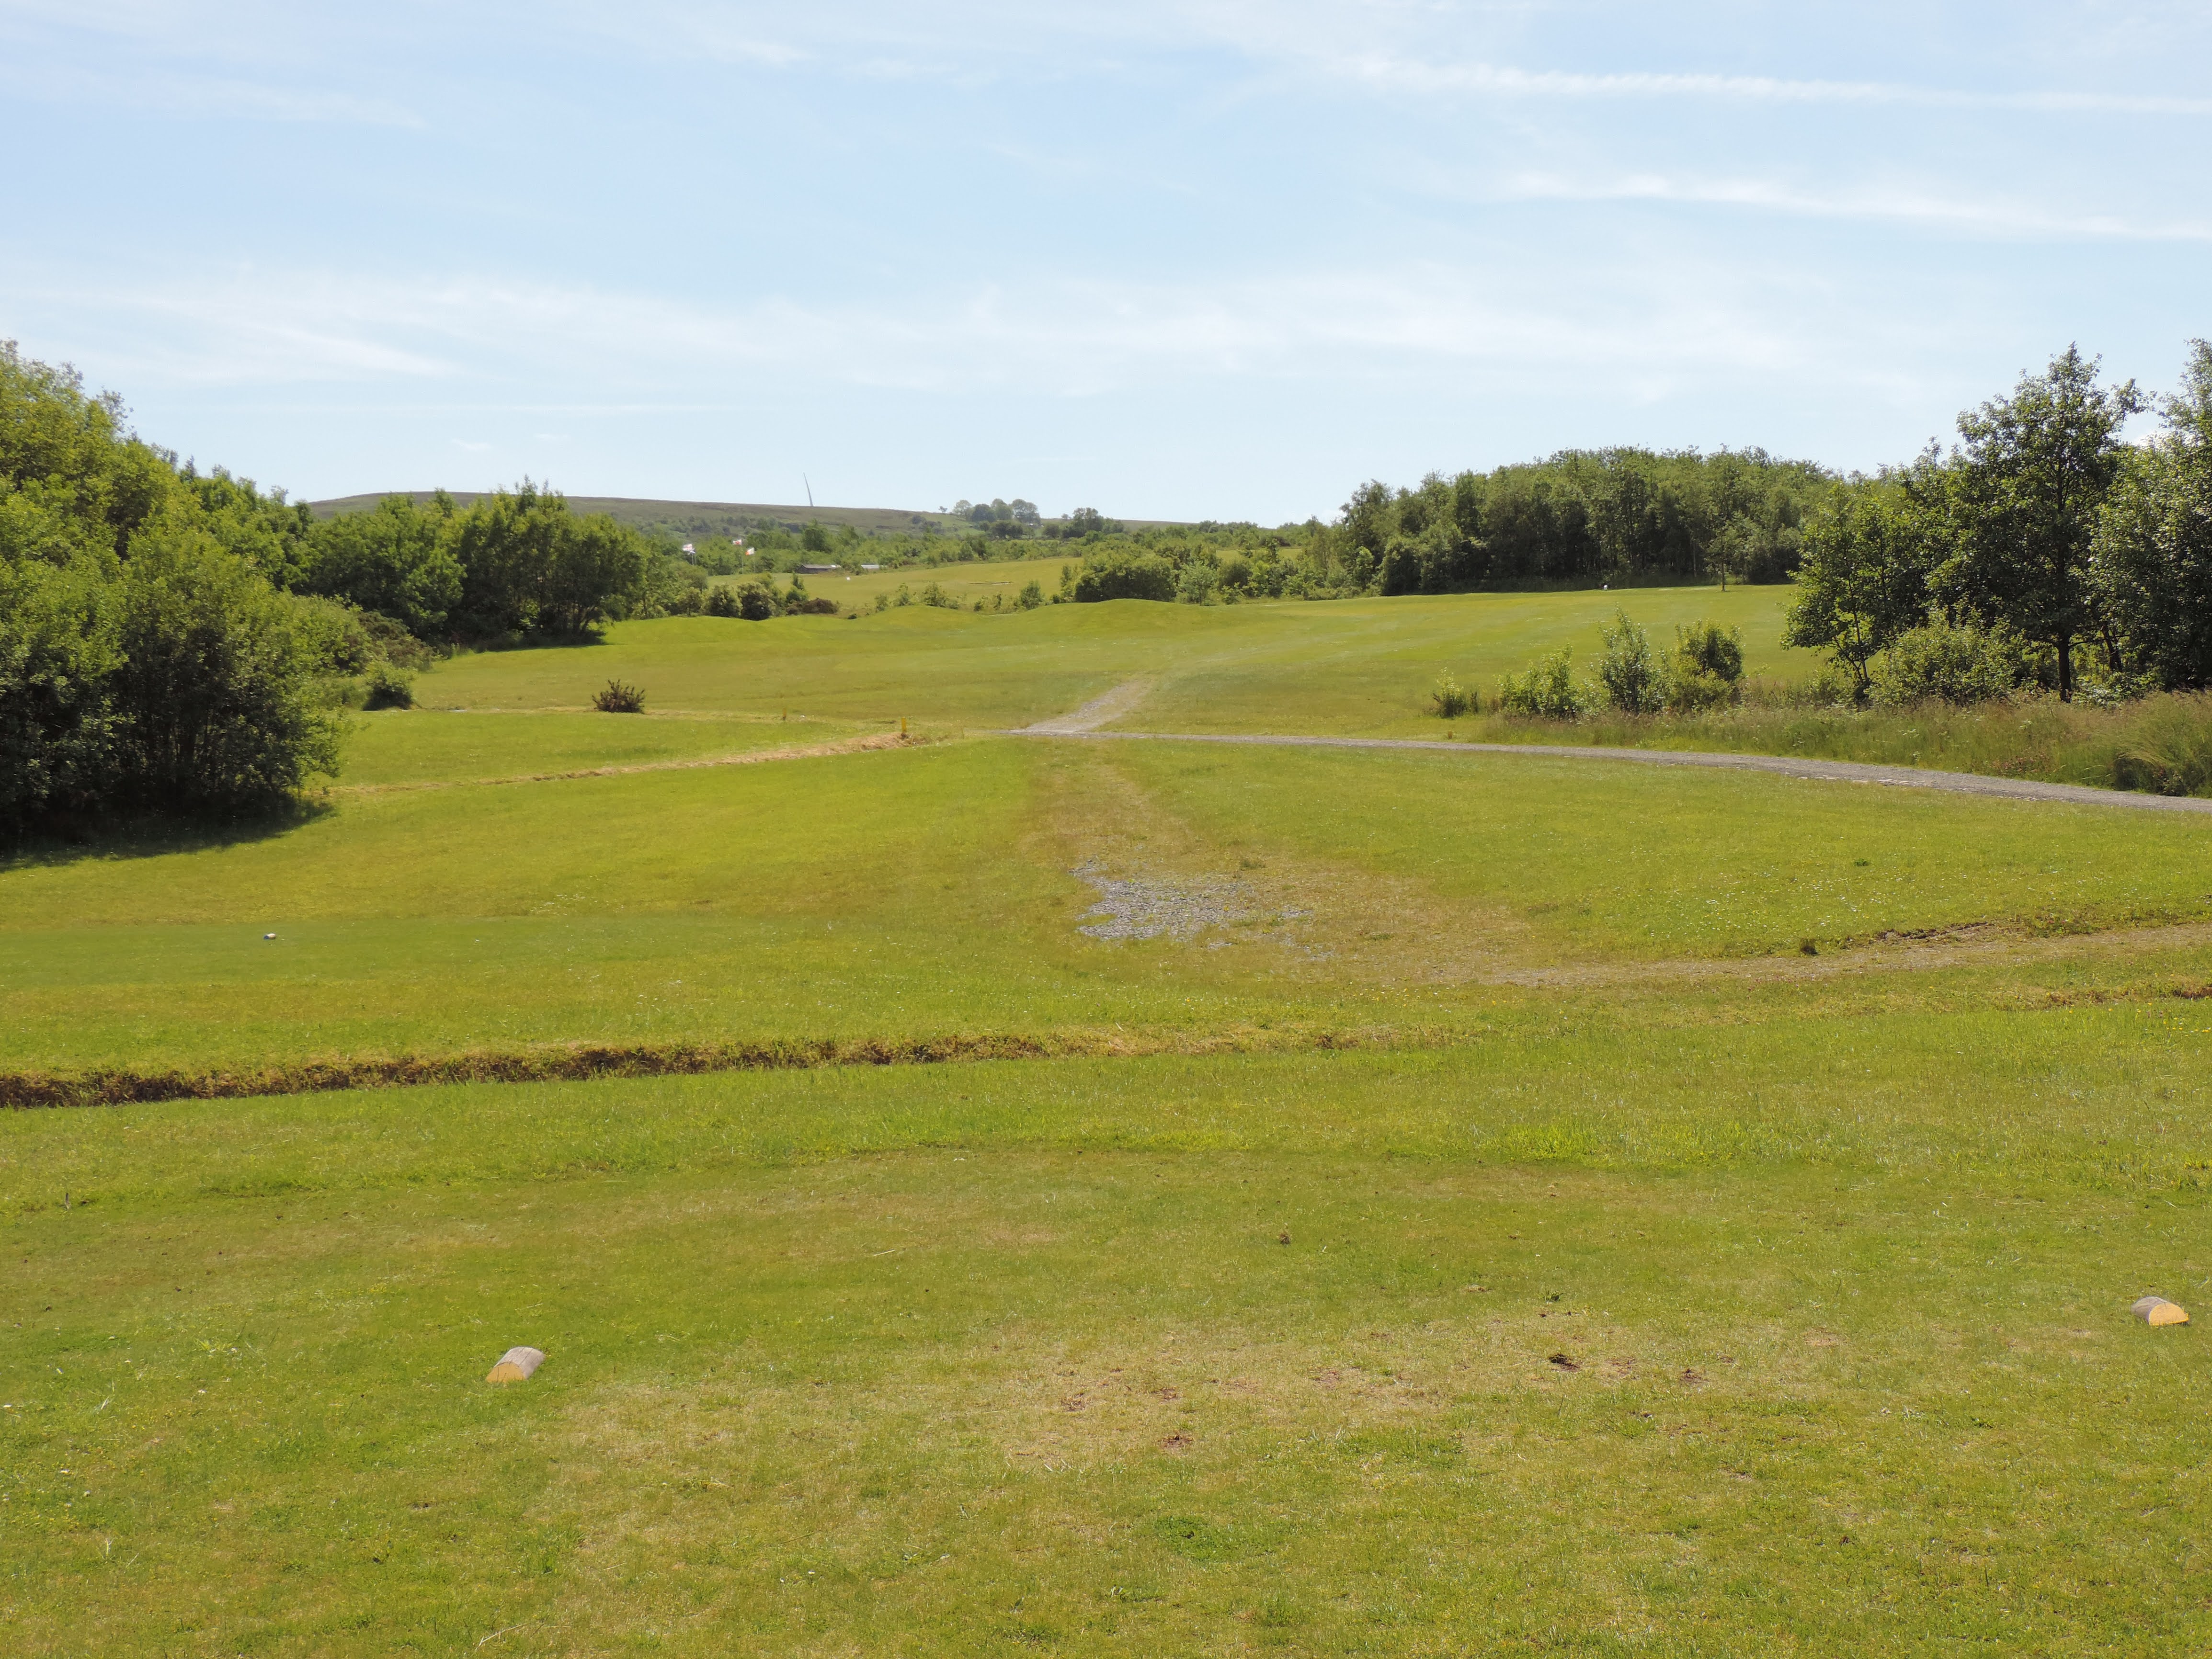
[{"left": 9, "top": 600, "right": 2212, "bottom": 1655}]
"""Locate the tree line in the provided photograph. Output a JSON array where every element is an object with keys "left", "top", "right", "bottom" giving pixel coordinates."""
[
  {"left": 1785, "top": 343, "right": 2212, "bottom": 703},
  {"left": 0, "top": 342, "right": 665, "bottom": 839}
]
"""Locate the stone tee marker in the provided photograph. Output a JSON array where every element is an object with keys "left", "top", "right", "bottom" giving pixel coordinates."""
[
  {"left": 2132, "top": 1297, "right": 2189, "bottom": 1327},
  {"left": 487, "top": 1346, "right": 547, "bottom": 1384}
]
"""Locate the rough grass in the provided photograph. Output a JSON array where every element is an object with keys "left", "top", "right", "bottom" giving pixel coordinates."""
[{"left": 1438, "top": 690, "right": 2212, "bottom": 799}]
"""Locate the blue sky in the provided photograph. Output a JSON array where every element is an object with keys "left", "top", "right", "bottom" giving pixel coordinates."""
[{"left": 2, "top": 2, "right": 2207, "bottom": 521}]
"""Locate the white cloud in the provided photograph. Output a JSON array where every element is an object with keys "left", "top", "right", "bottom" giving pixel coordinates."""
[
  {"left": 1338, "top": 56, "right": 2212, "bottom": 116},
  {"left": 6, "top": 251, "right": 1942, "bottom": 410},
  {"left": 1470, "top": 171, "right": 2212, "bottom": 241}
]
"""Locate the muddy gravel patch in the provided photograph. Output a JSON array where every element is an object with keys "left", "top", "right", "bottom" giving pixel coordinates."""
[{"left": 1073, "top": 864, "right": 1311, "bottom": 943}]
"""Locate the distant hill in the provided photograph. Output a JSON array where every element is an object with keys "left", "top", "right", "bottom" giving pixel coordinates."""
[
  {"left": 308, "top": 493, "right": 958, "bottom": 538},
  {"left": 308, "top": 493, "right": 1193, "bottom": 538}
]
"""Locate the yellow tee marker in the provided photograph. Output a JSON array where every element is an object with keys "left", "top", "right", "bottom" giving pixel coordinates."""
[
  {"left": 2132, "top": 1297, "right": 2189, "bottom": 1327},
  {"left": 486, "top": 1345, "right": 547, "bottom": 1384}
]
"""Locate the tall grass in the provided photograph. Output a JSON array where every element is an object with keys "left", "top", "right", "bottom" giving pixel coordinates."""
[{"left": 1448, "top": 688, "right": 2212, "bottom": 796}]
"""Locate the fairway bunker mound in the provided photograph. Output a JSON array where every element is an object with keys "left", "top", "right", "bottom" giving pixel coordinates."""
[{"left": 1074, "top": 864, "right": 1255, "bottom": 941}]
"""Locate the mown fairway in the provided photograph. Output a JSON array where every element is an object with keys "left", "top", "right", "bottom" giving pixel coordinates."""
[
  {"left": 6, "top": 595, "right": 2212, "bottom": 1656},
  {"left": 417, "top": 583, "right": 1803, "bottom": 736}
]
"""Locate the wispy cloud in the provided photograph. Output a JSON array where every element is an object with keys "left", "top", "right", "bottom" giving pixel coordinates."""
[
  {"left": 0, "top": 60, "right": 424, "bottom": 125},
  {"left": 1475, "top": 171, "right": 2212, "bottom": 242},
  {"left": 8, "top": 253, "right": 1938, "bottom": 408},
  {"left": 1342, "top": 56, "right": 2212, "bottom": 117}
]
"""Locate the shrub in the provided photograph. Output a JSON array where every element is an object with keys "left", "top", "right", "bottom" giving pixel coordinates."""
[
  {"left": 593, "top": 680, "right": 645, "bottom": 713},
  {"left": 1664, "top": 619, "right": 1746, "bottom": 713},
  {"left": 1072, "top": 552, "right": 1176, "bottom": 602},
  {"left": 734, "top": 580, "right": 778, "bottom": 621},
  {"left": 1869, "top": 619, "right": 2022, "bottom": 706},
  {"left": 1429, "top": 673, "right": 1473, "bottom": 719},
  {"left": 363, "top": 661, "right": 414, "bottom": 710},
  {"left": 1499, "top": 647, "right": 1588, "bottom": 719},
  {"left": 105, "top": 525, "right": 343, "bottom": 818},
  {"left": 1017, "top": 580, "right": 1044, "bottom": 610},
  {"left": 1175, "top": 561, "right": 1220, "bottom": 604},
  {"left": 1673, "top": 619, "right": 1744, "bottom": 683},
  {"left": 1596, "top": 610, "right": 1664, "bottom": 713}
]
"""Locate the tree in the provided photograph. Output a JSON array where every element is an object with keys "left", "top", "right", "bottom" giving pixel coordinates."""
[
  {"left": 1783, "top": 479, "right": 1941, "bottom": 697},
  {"left": 444, "top": 483, "right": 648, "bottom": 637},
  {"left": 1595, "top": 610, "right": 1664, "bottom": 712},
  {"left": 2092, "top": 340, "right": 2212, "bottom": 690},
  {"left": 1, "top": 342, "right": 343, "bottom": 838},
  {"left": 300, "top": 494, "right": 463, "bottom": 636},
  {"left": 1935, "top": 345, "right": 2144, "bottom": 700},
  {"left": 105, "top": 522, "right": 342, "bottom": 818}
]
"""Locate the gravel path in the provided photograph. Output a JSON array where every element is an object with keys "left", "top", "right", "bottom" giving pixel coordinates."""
[
  {"left": 1017, "top": 679, "right": 1158, "bottom": 734},
  {"left": 1015, "top": 709, "right": 2212, "bottom": 817}
]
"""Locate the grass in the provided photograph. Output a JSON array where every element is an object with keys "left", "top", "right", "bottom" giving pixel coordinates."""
[
  {"left": 7, "top": 595, "right": 2212, "bottom": 1653},
  {"left": 8, "top": 737, "right": 2212, "bottom": 1078},
  {"left": 418, "top": 585, "right": 1805, "bottom": 735},
  {"left": 775, "top": 554, "right": 1075, "bottom": 608},
  {"left": 336, "top": 709, "right": 874, "bottom": 787},
  {"left": 8, "top": 1015, "right": 2212, "bottom": 1655}
]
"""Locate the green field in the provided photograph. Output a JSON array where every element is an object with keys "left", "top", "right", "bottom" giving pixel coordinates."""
[
  {"left": 7, "top": 589, "right": 2212, "bottom": 1654},
  {"left": 422, "top": 584, "right": 1805, "bottom": 735}
]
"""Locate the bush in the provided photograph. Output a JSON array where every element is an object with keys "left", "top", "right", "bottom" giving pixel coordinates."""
[
  {"left": 105, "top": 525, "right": 343, "bottom": 818},
  {"left": 0, "top": 344, "right": 346, "bottom": 837},
  {"left": 0, "top": 543, "right": 121, "bottom": 835},
  {"left": 593, "top": 680, "right": 645, "bottom": 713},
  {"left": 1663, "top": 619, "right": 1745, "bottom": 713},
  {"left": 1499, "top": 647, "right": 1588, "bottom": 719},
  {"left": 1596, "top": 611, "right": 1664, "bottom": 713},
  {"left": 363, "top": 661, "right": 414, "bottom": 710},
  {"left": 1673, "top": 619, "right": 1744, "bottom": 682},
  {"left": 733, "top": 580, "right": 778, "bottom": 621},
  {"left": 1429, "top": 673, "right": 1473, "bottom": 719},
  {"left": 1072, "top": 552, "right": 1176, "bottom": 602},
  {"left": 1869, "top": 619, "right": 2022, "bottom": 706},
  {"left": 1176, "top": 561, "right": 1220, "bottom": 604},
  {"left": 1017, "top": 580, "right": 1044, "bottom": 610}
]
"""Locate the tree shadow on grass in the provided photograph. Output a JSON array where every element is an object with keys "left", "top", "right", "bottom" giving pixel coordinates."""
[{"left": 0, "top": 797, "right": 339, "bottom": 874}]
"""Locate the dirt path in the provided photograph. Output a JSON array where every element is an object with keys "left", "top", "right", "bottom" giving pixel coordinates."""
[
  {"left": 1016, "top": 679, "right": 1156, "bottom": 734},
  {"left": 1015, "top": 724, "right": 2212, "bottom": 817},
  {"left": 332, "top": 731, "right": 914, "bottom": 795}
]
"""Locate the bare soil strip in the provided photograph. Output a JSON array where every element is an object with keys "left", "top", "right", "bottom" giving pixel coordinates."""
[
  {"left": 1020, "top": 729, "right": 2212, "bottom": 816},
  {"left": 1016, "top": 679, "right": 1156, "bottom": 734},
  {"left": 0, "top": 1025, "right": 1391, "bottom": 1112}
]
